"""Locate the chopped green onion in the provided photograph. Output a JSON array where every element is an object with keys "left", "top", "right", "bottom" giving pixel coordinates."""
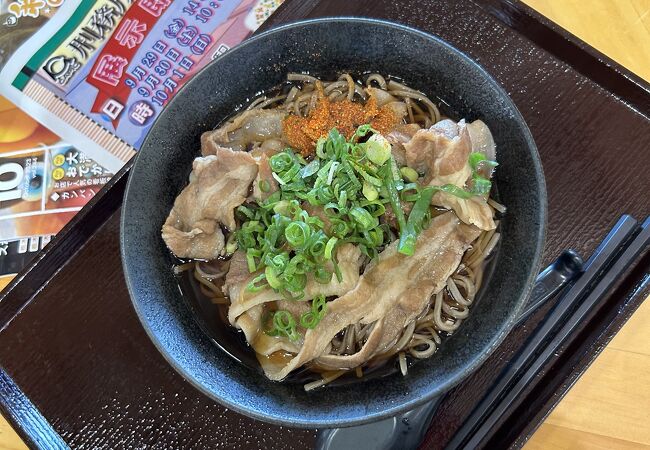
[
  {"left": 398, "top": 186, "right": 437, "bottom": 256},
  {"left": 269, "top": 152, "right": 293, "bottom": 171},
  {"left": 273, "top": 200, "right": 290, "bottom": 215},
  {"left": 389, "top": 156, "right": 403, "bottom": 184},
  {"left": 266, "top": 310, "right": 300, "bottom": 341},
  {"left": 285, "top": 273, "right": 307, "bottom": 293},
  {"left": 365, "top": 134, "right": 391, "bottom": 166},
  {"left": 341, "top": 160, "right": 362, "bottom": 189},
  {"left": 324, "top": 236, "right": 338, "bottom": 259},
  {"left": 468, "top": 152, "right": 486, "bottom": 170},
  {"left": 436, "top": 184, "right": 475, "bottom": 199},
  {"left": 382, "top": 164, "right": 411, "bottom": 256},
  {"left": 286, "top": 254, "right": 310, "bottom": 275},
  {"left": 246, "top": 249, "right": 258, "bottom": 272},
  {"left": 362, "top": 181, "right": 378, "bottom": 201},
  {"left": 337, "top": 190, "right": 348, "bottom": 209},
  {"left": 299, "top": 311, "right": 318, "bottom": 329},
  {"left": 332, "top": 255, "right": 343, "bottom": 283},
  {"left": 400, "top": 166, "right": 419, "bottom": 183},
  {"left": 225, "top": 233, "right": 238, "bottom": 254},
  {"left": 312, "top": 295, "right": 327, "bottom": 316},
  {"left": 468, "top": 152, "right": 498, "bottom": 171},
  {"left": 260, "top": 180, "right": 272, "bottom": 193},
  {"left": 309, "top": 232, "right": 327, "bottom": 257},
  {"left": 287, "top": 200, "right": 302, "bottom": 218},
  {"left": 351, "top": 161, "right": 383, "bottom": 186},
  {"left": 398, "top": 233, "right": 417, "bottom": 257},
  {"left": 271, "top": 171, "right": 286, "bottom": 186},
  {"left": 265, "top": 266, "right": 283, "bottom": 289},
  {"left": 315, "top": 137, "right": 327, "bottom": 158},
  {"left": 407, "top": 187, "right": 435, "bottom": 232},
  {"left": 265, "top": 252, "right": 289, "bottom": 271},
  {"left": 247, "top": 273, "right": 267, "bottom": 292},
  {"left": 349, "top": 206, "right": 378, "bottom": 231},
  {"left": 300, "top": 159, "right": 320, "bottom": 178},
  {"left": 327, "top": 161, "right": 339, "bottom": 185},
  {"left": 360, "top": 200, "right": 386, "bottom": 217},
  {"left": 237, "top": 205, "right": 256, "bottom": 220},
  {"left": 400, "top": 182, "right": 420, "bottom": 202},
  {"left": 351, "top": 124, "right": 375, "bottom": 142},
  {"left": 300, "top": 295, "right": 328, "bottom": 328},
  {"left": 471, "top": 174, "right": 492, "bottom": 195},
  {"left": 314, "top": 267, "right": 333, "bottom": 284},
  {"left": 324, "top": 202, "right": 344, "bottom": 217}
]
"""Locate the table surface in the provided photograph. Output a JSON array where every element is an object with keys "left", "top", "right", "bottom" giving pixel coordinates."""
[
  {"left": 520, "top": 3, "right": 650, "bottom": 449},
  {"left": 0, "top": 1, "right": 649, "bottom": 449}
]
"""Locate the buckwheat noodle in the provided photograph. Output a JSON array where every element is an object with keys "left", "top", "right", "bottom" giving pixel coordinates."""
[{"left": 176, "top": 73, "right": 502, "bottom": 390}]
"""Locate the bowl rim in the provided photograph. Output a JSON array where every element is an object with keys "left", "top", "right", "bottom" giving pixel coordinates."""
[{"left": 120, "top": 16, "right": 547, "bottom": 428}]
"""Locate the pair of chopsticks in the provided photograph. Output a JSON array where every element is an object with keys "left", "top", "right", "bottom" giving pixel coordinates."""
[{"left": 446, "top": 215, "right": 650, "bottom": 449}]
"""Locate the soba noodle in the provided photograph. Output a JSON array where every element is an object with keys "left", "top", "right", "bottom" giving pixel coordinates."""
[{"left": 169, "top": 73, "right": 503, "bottom": 390}]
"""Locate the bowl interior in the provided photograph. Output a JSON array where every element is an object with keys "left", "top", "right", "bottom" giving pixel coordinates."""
[{"left": 121, "top": 18, "right": 546, "bottom": 428}]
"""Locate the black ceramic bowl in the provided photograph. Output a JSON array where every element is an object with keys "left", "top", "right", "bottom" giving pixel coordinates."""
[{"left": 121, "top": 17, "right": 546, "bottom": 428}]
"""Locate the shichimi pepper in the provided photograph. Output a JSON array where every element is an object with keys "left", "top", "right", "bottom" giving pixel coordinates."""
[{"left": 283, "top": 82, "right": 400, "bottom": 156}]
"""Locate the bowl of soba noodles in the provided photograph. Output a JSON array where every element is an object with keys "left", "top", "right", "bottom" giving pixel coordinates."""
[{"left": 121, "top": 17, "right": 546, "bottom": 427}]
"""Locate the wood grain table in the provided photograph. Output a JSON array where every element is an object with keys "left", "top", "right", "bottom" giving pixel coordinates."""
[{"left": 0, "top": 1, "right": 649, "bottom": 449}]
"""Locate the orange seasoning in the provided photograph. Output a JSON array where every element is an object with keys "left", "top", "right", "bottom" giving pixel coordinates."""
[{"left": 283, "top": 83, "right": 400, "bottom": 156}]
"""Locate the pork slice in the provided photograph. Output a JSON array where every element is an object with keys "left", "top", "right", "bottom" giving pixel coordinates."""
[
  {"left": 404, "top": 120, "right": 496, "bottom": 230},
  {"left": 250, "top": 138, "right": 285, "bottom": 158},
  {"left": 405, "top": 119, "right": 471, "bottom": 184},
  {"left": 251, "top": 153, "right": 279, "bottom": 202},
  {"left": 466, "top": 119, "right": 496, "bottom": 162},
  {"left": 201, "top": 109, "right": 286, "bottom": 154},
  {"left": 263, "top": 212, "right": 480, "bottom": 380},
  {"left": 387, "top": 123, "right": 421, "bottom": 167},
  {"left": 161, "top": 213, "right": 225, "bottom": 261},
  {"left": 226, "top": 252, "right": 305, "bottom": 357},
  {"left": 223, "top": 250, "right": 249, "bottom": 298},
  {"left": 161, "top": 147, "right": 257, "bottom": 259}
]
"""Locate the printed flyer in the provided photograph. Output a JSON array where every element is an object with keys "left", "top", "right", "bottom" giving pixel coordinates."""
[{"left": 0, "top": 0, "right": 283, "bottom": 287}]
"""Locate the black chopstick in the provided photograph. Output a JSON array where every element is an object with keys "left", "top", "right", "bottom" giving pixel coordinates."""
[
  {"left": 445, "top": 215, "right": 643, "bottom": 449},
  {"left": 462, "top": 216, "right": 650, "bottom": 449}
]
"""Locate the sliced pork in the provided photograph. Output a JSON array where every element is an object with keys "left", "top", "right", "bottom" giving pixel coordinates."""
[
  {"left": 161, "top": 147, "right": 258, "bottom": 259},
  {"left": 251, "top": 153, "right": 279, "bottom": 202},
  {"left": 201, "top": 109, "right": 286, "bottom": 154},
  {"left": 263, "top": 212, "right": 480, "bottom": 381},
  {"left": 404, "top": 119, "right": 496, "bottom": 230},
  {"left": 387, "top": 123, "right": 421, "bottom": 166}
]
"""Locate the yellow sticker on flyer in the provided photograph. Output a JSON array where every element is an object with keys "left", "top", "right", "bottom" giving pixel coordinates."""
[
  {"left": 52, "top": 154, "right": 65, "bottom": 166},
  {"left": 52, "top": 167, "right": 64, "bottom": 180}
]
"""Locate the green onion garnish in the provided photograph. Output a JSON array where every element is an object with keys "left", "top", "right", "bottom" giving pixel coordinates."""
[
  {"left": 400, "top": 166, "right": 419, "bottom": 183},
  {"left": 234, "top": 124, "right": 497, "bottom": 299},
  {"left": 300, "top": 295, "right": 328, "bottom": 329},
  {"left": 264, "top": 310, "right": 300, "bottom": 341},
  {"left": 365, "top": 134, "right": 392, "bottom": 166}
]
